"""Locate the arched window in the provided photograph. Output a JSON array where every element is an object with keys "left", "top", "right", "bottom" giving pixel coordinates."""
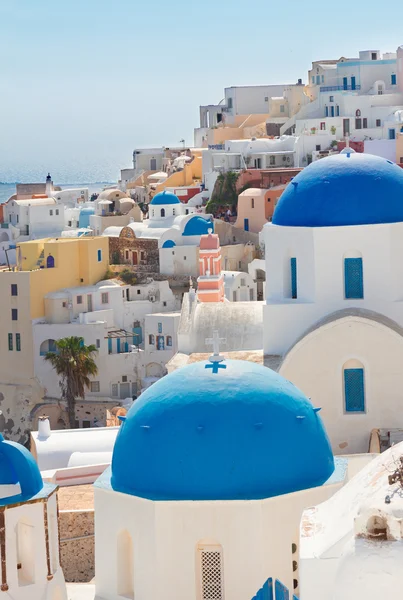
[
  {"left": 197, "top": 542, "right": 224, "bottom": 600},
  {"left": 16, "top": 518, "right": 35, "bottom": 585},
  {"left": 166, "top": 335, "right": 172, "bottom": 347},
  {"left": 40, "top": 339, "right": 57, "bottom": 356},
  {"left": 356, "top": 109, "right": 361, "bottom": 117},
  {"left": 344, "top": 254, "right": 363, "bottom": 299},
  {"left": 343, "top": 359, "right": 366, "bottom": 413},
  {"left": 161, "top": 208, "right": 165, "bottom": 217},
  {"left": 117, "top": 530, "right": 134, "bottom": 598}
]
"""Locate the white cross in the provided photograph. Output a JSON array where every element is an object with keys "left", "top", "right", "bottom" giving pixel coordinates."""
[{"left": 205, "top": 330, "right": 226, "bottom": 363}]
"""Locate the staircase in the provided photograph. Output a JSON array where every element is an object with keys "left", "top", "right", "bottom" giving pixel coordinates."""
[{"left": 35, "top": 249, "right": 45, "bottom": 269}]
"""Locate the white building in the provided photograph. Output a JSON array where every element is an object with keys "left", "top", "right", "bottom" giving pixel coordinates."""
[
  {"left": 33, "top": 278, "right": 180, "bottom": 415},
  {"left": 222, "top": 270, "right": 257, "bottom": 301},
  {"left": 93, "top": 356, "right": 345, "bottom": 600},
  {"left": 282, "top": 48, "right": 403, "bottom": 151},
  {"left": 263, "top": 151, "right": 403, "bottom": 455},
  {"left": 0, "top": 434, "right": 66, "bottom": 600}
]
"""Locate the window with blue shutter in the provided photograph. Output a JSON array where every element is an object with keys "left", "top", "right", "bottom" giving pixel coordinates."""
[
  {"left": 97, "top": 249, "right": 102, "bottom": 262},
  {"left": 344, "top": 368, "right": 365, "bottom": 412},
  {"left": 392, "top": 74, "right": 397, "bottom": 85},
  {"left": 344, "top": 258, "right": 363, "bottom": 299},
  {"left": 290, "top": 258, "right": 297, "bottom": 299}
]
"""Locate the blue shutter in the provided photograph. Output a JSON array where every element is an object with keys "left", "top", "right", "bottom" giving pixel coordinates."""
[
  {"left": 97, "top": 249, "right": 102, "bottom": 262},
  {"left": 117, "top": 338, "right": 121, "bottom": 353},
  {"left": 325, "top": 106, "right": 329, "bottom": 117},
  {"left": 108, "top": 338, "right": 112, "bottom": 354},
  {"left": 291, "top": 258, "right": 297, "bottom": 299},
  {"left": 132, "top": 327, "right": 142, "bottom": 345},
  {"left": 392, "top": 74, "right": 397, "bottom": 85},
  {"left": 351, "top": 76, "right": 356, "bottom": 90},
  {"left": 330, "top": 106, "right": 335, "bottom": 117},
  {"left": 344, "top": 368, "right": 365, "bottom": 412},
  {"left": 343, "top": 77, "right": 348, "bottom": 90},
  {"left": 344, "top": 258, "right": 363, "bottom": 299}
]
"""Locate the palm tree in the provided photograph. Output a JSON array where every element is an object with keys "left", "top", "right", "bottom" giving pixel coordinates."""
[{"left": 45, "top": 336, "right": 98, "bottom": 429}]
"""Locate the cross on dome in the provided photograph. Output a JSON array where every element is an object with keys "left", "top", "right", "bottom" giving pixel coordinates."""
[{"left": 205, "top": 330, "right": 226, "bottom": 366}]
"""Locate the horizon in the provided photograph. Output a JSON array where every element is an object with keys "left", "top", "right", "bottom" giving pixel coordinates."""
[{"left": 1, "top": 0, "right": 403, "bottom": 182}]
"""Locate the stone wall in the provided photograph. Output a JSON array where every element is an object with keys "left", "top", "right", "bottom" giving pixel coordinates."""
[
  {"left": 108, "top": 235, "right": 159, "bottom": 273},
  {"left": 59, "top": 509, "right": 95, "bottom": 582},
  {"left": 214, "top": 219, "right": 259, "bottom": 246}
]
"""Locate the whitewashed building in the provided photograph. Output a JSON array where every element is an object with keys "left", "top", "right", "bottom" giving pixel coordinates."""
[
  {"left": 93, "top": 356, "right": 345, "bottom": 600},
  {"left": 33, "top": 278, "right": 180, "bottom": 413},
  {"left": 263, "top": 151, "right": 403, "bottom": 455},
  {"left": 222, "top": 270, "right": 257, "bottom": 301},
  {"left": 0, "top": 434, "right": 66, "bottom": 600}
]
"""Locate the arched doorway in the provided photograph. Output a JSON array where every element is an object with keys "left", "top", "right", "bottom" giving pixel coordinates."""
[{"left": 47, "top": 255, "right": 55, "bottom": 268}]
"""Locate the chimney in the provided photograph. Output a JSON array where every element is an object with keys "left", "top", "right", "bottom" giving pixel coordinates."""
[{"left": 38, "top": 416, "right": 51, "bottom": 440}]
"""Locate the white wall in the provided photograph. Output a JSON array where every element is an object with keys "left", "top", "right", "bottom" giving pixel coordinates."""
[
  {"left": 264, "top": 222, "right": 403, "bottom": 355},
  {"left": 160, "top": 245, "right": 198, "bottom": 276},
  {"left": 94, "top": 478, "right": 343, "bottom": 600}
]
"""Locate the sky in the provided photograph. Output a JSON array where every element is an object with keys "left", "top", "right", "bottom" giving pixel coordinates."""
[{"left": 0, "top": 0, "right": 402, "bottom": 183}]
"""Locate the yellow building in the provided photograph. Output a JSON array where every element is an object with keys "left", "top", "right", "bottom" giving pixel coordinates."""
[{"left": 0, "top": 237, "right": 109, "bottom": 443}]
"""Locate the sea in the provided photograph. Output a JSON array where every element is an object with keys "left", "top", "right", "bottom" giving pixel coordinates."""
[{"left": 0, "top": 182, "right": 114, "bottom": 204}]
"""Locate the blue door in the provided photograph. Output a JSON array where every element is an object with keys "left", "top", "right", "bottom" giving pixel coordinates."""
[
  {"left": 344, "top": 368, "right": 365, "bottom": 412},
  {"left": 244, "top": 218, "right": 249, "bottom": 231},
  {"left": 389, "top": 128, "right": 396, "bottom": 140},
  {"left": 116, "top": 338, "right": 121, "bottom": 353},
  {"left": 325, "top": 106, "right": 329, "bottom": 117},
  {"left": 132, "top": 327, "right": 142, "bottom": 345},
  {"left": 290, "top": 258, "right": 297, "bottom": 299},
  {"left": 343, "top": 77, "right": 348, "bottom": 90},
  {"left": 344, "top": 258, "right": 363, "bottom": 299},
  {"left": 330, "top": 106, "right": 335, "bottom": 117},
  {"left": 157, "top": 336, "right": 165, "bottom": 350},
  {"left": 46, "top": 255, "right": 55, "bottom": 268},
  {"left": 351, "top": 76, "right": 356, "bottom": 90}
]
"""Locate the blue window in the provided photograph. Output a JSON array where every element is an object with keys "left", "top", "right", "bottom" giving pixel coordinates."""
[
  {"left": 330, "top": 106, "right": 335, "bottom": 117},
  {"left": 392, "top": 74, "right": 397, "bottom": 85},
  {"left": 343, "top": 77, "right": 348, "bottom": 90},
  {"left": 158, "top": 322, "right": 162, "bottom": 334},
  {"left": 290, "top": 258, "right": 297, "bottom": 299},
  {"left": 97, "top": 249, "right": 102, "bottom": 262},
  {"left": 11, "top": 284, "right": 17, "bottom": 296},
  {"left": 344, "top": 368, "right": 365, "bottom": 413},
  {"left": 116, "top": 338, "right": 121, "bottom": 353},
  {"left": 16, "top": 333, "right": 21, "bottom": 352},
  {"left": 316, "top": 75, "right": 320, "bottom": 84},
  {"left": 11, "top": 309, "right": 18, "bottom": 321},
  {"left": 133, "top": 327, "right": 142, "bottom": 345},
  {"left": 325, "top": 106, "right": 329, "bottom": 117},
  {"left": 351, "top": 76, "right": 356, "bottom": 90},
  {"left": 8, "top": 334, "right": 13, "bottom": 351},
  {"left": 312, "top": 77, "right": 315, "bottom": 84},
  {"left": 336, "top": 105, "right": 340, "bottom": 117},
  {"left": 344, "top": 258, "right": 363, "bottom": 299},
  {"left": 244, "top": 218, "right": 249, "bottom": 231},
  {"left": 321, "top": 75, "right": 324, "bottom": 83},
  {"left": 108, "top": 338, "right": 112, "bottom": 354},
  {"left": 389, "top": 128, "right": 396, "bottom": 140}
]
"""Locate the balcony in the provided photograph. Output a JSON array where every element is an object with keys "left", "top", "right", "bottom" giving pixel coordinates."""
[{"left": 320, "top": 85, "right": 361, "bottom": 92}]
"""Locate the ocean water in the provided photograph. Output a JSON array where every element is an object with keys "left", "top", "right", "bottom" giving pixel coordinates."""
[{"left": 0, "top": 182, "right": 114, "bottom": 205}]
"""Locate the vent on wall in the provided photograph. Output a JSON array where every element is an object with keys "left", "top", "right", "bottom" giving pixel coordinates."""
[{"left": 199, "top": 546, "right": 224, "bottom": 600}]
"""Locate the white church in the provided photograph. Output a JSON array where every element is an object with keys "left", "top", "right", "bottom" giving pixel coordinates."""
[{"left": 264, "top": 150, "right": 403, "bottom": 455}]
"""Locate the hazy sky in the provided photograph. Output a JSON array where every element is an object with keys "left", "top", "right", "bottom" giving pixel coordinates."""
[{"left": 1, "top": 0, "right": 402, "bottom": 182}]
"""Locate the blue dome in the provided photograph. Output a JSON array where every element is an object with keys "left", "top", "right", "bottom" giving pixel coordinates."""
[
  {"left": 183, "top": 216, "right": 213, "bottom": 236},
  {"left": 273, "top": 153, "right": 403, "bottom": 227},
  {"left": 79, "top": 206, "right": 95, "bottom": 228},
  {"left": 150, "top": 191, "right": 180, "bottom": 206},
  {"left": 0, "top": 435, "right": 43, "bottom": 503},
  {"left": 162, "top": 239, "right": 176, "bottom": 248},
  {"left": 111, "top": 360, "right": 334, "bottom": 501}
]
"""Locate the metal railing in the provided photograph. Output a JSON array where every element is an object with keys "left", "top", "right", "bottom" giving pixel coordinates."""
[{"left": 320, "top": 85, "right": 361, "bottom": 92}]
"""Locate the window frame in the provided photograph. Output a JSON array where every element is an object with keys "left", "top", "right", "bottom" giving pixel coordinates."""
[
  {"left": 16, "top": 333, "right": 21, "bottom": 352},
  {"left": 101, "top": 292, "right": 109, "bottom": 305}
]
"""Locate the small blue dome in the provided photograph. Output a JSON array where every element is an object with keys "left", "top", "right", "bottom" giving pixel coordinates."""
[
  {"left": 150, "top": 191, "right": 180, "bottom": 206},
  {"left": 183, "top": 216, "right": 213, "bottom": 236},
  {"left": 0, "top": 435, "right": 43, "bottom": 503},
  {"left": 79, "top": 206, "right": 95, "bottom": 228},
  {"left": 162, "top": 239, "right": 176, "bottom": 248},
  {"left": 273, "top": 153, "right": 403, "bottom": 227},
  {"left": 111, "top": 360, "right": 334, "bottom": 501}
]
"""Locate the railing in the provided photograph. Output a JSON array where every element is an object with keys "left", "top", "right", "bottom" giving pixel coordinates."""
[
  {"left": 0, "top": 223, "right": 9, "bottom": 229},
  {"left": 320, "top": 85, "right": 361, "bottom": 92}
]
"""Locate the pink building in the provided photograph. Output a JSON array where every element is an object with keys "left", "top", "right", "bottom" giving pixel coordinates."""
[
  {"left": 235, "top": 187, "right": 286, "bottom": 233},
  {"left": 197, "top": 232, "right": 225, "bottom": 302}
]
